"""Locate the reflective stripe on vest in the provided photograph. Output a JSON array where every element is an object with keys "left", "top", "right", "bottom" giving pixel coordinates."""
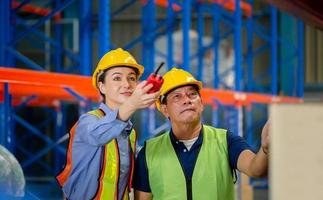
[
  {"left": 56, "top": 123, "right": 78, "bottom": 186},
  {"left": 145, "top": 125, "right": 235, "bottom": 200},
  {"left": 56, "top": 109, "right": 136, "bottom": 200}
]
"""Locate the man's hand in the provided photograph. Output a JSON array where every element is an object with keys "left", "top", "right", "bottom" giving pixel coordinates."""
[
  {"left": 237, "top": 119, "right": 270, "bottom": 178},
  {"left": 261, "top": 120, "right": 270, "bottom": 155}
]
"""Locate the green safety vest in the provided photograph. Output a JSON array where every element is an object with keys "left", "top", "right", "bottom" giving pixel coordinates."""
[{"left": 145, "top": 125, "right": 235, "bottom": 200}]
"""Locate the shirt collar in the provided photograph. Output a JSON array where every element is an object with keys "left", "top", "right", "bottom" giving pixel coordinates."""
[
  {"left": 169, "top": 125, "right": 203, "bottom": 148},
  {"left": 99, "top": 102, "right": 114, "bottom": 116}
]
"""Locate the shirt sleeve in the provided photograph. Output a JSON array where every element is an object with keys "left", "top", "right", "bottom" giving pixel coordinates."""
[
  {"left": 74, "top": 109, "right": 131, "bottom": 146},
  {"left": 227, "top": 131, "right": 252, "bottom": 169},
  {"left": 133, "top": 145, "right": 151, "bottom": 192}
]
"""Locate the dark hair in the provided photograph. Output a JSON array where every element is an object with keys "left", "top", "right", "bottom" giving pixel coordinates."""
[{"left": 97, "top": 66, "right": 139, "bottom": 103}]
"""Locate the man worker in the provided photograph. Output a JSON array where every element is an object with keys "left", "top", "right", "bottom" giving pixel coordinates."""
[{"left": 133, "top": 67, "right": 269, "bottom": 200}]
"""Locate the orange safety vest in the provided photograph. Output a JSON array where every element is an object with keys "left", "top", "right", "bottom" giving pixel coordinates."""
[{"left": 56, "top": 109, "right": 137, "bottom": 200}]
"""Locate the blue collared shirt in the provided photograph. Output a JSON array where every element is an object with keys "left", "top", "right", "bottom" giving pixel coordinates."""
[
  {"left": 133, "top": 126, "right": 252, "bottom": 192},
  {"left": 61, "top": 103, "right": 133, "bottom": 200}
]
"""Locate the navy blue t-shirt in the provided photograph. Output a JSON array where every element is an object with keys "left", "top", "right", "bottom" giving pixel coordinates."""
[{"left": 133, "top": 127, "right": 252, "bottom": 192}]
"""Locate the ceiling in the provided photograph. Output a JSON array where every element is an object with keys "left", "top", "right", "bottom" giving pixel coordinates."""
[{"left": 265, "top": 0, "right": 323, "bottom": 29}]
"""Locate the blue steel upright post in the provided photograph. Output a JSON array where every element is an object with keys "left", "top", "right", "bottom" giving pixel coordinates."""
[
  {"left": 270, "top": 6, "right": 278, "bottom": 95},
  {"left": 1, "top": 83, "right": 13, "bottom": 151},
  {"left": 99, "top": 0, "right": 111, "bottom": 57},
  {"left": 79, "top": 0, "right": 92, "bottom": 76},
  {"left": 212, "top": 10, "right": 220, "bottom": 89},
  {"left": 0, "top": 0, "right": 13, "bottom": 67},
  {"left": 55, "top": 0, "right": 63, "bottom": 72},
  {"left": 279, "top": 13, "right": 296, "bottom": 96},
  {"left": 182, "top": 0, "right": 191, "bottom": 71},
  {"left": 196, "top": 3, "right": 204, "bottom": 82},
  {"left": 167, "top": 0, "right": 174, "bottom": 70},
  {"left": 141, "top": 0, "right": 156, "bottom": 144},
  {"left": 0, "top": 0, "right": 11, "bottom": 147},
  {"left": 79, "top": 0, "right": 92, "bottom": 115},
  {"left": 246, "top": 0, "right": 253, "bottom": 93},
  {"left": 297, "top": 20, "right": 304, "bottom": 98}
]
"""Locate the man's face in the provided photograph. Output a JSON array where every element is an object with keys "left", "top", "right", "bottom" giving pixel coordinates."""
[{"left": 160, "top": 85, "right": 203, "bottom": 124}]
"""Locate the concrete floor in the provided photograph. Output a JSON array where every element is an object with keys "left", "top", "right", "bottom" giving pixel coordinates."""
[{"left": 2, "top": 181, "right": 268, "bottom": 200}]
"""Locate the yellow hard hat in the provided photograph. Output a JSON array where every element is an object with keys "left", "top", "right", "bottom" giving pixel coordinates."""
[
  {"left": 92, "top": 48, "right": 144, "bottom": 88},
  {"left": 156, "top": 67, "right": 203, "bottom": 110}
]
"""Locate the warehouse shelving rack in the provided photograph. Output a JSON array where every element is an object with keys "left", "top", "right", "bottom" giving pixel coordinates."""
[{"left": 0, "top": 0, "right": 304, "bottom": 198}]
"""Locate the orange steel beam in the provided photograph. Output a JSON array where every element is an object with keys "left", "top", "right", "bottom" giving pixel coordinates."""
[
  {"left": 152, "top": 0, "right": 252, "bottom": 16},
  {"left": 208, "top": 0, "right": 252, "bottom": 17},
  {"left": 153, "top": 0, "right": 181, "bottom": 11},
  {"left": 0, "top": 67, "right": 302, "bottom": 107},
  {"left": 0, "top": 84, "right": 99, "bottom": 106},
  {"left": 12, "top": 1, "right": 61, "bottom": 22},
  {"left": 201, "top": 88, "right": 303, "bottom": 108},
  {"left": 0, "top": 67, "right": 94, "bottom": 90},
  {"left": 0, "top": 67, "right": 99, "bottom": 106},
  {"left": 0, "top": 84, "right": 98, "bottom": 101}
]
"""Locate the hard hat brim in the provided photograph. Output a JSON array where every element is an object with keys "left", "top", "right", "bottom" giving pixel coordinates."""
[
  {"left": 93, "top": 63, "right": 144, "bottom": 88},
  {"left": 97, "top": 63, "right": 144, "bottom": 76}
]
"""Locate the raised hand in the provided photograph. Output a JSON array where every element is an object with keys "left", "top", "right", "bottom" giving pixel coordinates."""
[
  {"left": 261, "top": 120, "right": 270, "bottom": 155},
  {"left": 118, "top": 81, "right": 160, "bottom": 121}
]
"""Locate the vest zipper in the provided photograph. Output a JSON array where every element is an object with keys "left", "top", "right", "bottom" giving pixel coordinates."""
[
  {"left": 186, "top": 178, "right": 192, "bottom": 200},
  {"left": 175, "top": 152, "right": 193, "bottom": 200},
  {"left": 172, "top": 131, "right": 202, "bottom": 200}
]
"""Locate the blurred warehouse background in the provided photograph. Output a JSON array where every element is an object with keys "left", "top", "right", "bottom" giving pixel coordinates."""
[{"left": 0, "top": 0, "right": 323, "bottom": 199}]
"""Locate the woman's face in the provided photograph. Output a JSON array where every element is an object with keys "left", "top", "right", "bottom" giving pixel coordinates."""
[{"left": 98, "top": 67, "right": 138, "bottom": 109}]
